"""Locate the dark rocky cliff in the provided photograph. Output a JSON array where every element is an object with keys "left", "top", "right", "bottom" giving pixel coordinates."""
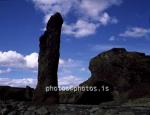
[
  {"left": 60, "top": 48, "right": 150, "bottom": 104},
  {"left": 81, "top": 48, "right": 150, "bottom": 101}
]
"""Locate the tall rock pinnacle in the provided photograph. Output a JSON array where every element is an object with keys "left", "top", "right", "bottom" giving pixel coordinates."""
[{"left": 33, "top": 12, "right": 63, "bottom": 105}]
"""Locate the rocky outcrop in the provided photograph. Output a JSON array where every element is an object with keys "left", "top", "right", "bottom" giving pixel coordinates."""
[
  {"left": 0, "top": 86, "right": 34, "bottom": 101},
  {"left": 1, "top": 98, "right": 150, "bottom": 115},
  {"left": 60, "top": 48, "right": 150, "bottom": 104},
  {"left": 81, "top": 48, "right": 150, "bottom": 102},
  {"left": 33, "top": 12, "right": 63, "bottom": 105}
]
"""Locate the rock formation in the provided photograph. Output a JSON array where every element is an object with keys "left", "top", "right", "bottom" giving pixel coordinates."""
[
  {"left": 0, "top": 86, "right": 34, "bottom": 101},
  {"left": 33, "top": 12, "right": 63, "bottom": 105},
  {"left": 60, "top": 48, "right": 150, "bottom": 104},
  {"left": 81, "top": 48, "right": 150, "bottom": 102}
]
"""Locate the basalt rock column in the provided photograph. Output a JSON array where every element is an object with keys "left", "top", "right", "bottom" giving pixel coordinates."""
[{"left": 33, "top": 12, "right": 63, "bottom": 105}]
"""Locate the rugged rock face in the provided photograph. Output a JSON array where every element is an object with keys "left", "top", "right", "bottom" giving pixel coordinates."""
[
  {"left": 60, "top": 48, "right": 150, "bottom": 104},
  {"left": 33, "top": 12, "right": 63, "bottom": 105},
  {"left": 81, "top": 48, "right": 150, "bottom": 102},
  {"left": 0, "top": 86, "right": 34, "bottom": 101}
]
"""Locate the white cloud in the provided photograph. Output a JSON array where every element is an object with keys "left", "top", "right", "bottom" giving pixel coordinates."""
[
  {"left": 59, "top": 58, "right": 83, "bottom": 68},
  {"left": 32, "top": 0, "right": 74, "bottom": 14},
  {"left": 0, "top": 52, "right": 87, "bottom": 88},
  {"left": 0, "top": 50, "right": 87, "bottom": 88},
  {"left": 80, "top": 67, "right": 86, "bottom": 72},
  {"left": 62, "top": 13, "right": 118, "bottom": 37},
  {"left": 119, "top": 27, "right": 150, "bottom": 38},
  {"left": 109, "top": 36, "right": 115, "bottom": 41},
  {"left": 31, "top": 0, "right": 122, "bottom": 38},
  {"left": 80, "top": 0, "right": 105, "bottom": 18},
  {"left": 59, "top": 59, "right": 65, "bottom": 65},
  {"left": 25, "top": 53, "right": 38, "bottom": 69},
  {"left": 58, "top": 58, "right": 88, "bottom": 84},
  {"left": 63, "top": 20, "right": 98, "bottom": 38},
  {"left": 58, "top": 75, "right": 85, "bottom": 87},
  {"left": 32, "top": 0, "right": 78, "bottom": 24},
  {"left": 0, "top": 68, "right": 12, "bottom": 74},
  {"left": 0, "top": 51, "right": 38, "bottom": 70},
  {"left": 0, "top": 77, "right": 37, "bottom": 88},
  {"left": 32, "top": 0, "right": 122, "bottom": 18},
  {"left": 99, "top": 12, "right": 118, "bottom": 25},
  {"left": 0, "top": 51, "right": 25, "bottom": 67},
  {"left": 0, "top": 75, "right": 84, "bottom": 88},
  {"left": 79, "top": 0, "right": 122, "bottom": 19},
  {"left": 0, "top": 51, "right": 85, "bottom": 74}
]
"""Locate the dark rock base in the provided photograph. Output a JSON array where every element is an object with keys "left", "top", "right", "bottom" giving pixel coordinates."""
[{"left": 1, "top": 98, "right": 150, "bottom": 115}]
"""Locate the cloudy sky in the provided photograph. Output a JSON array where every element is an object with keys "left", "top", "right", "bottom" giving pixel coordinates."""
[{"left": 0, "top": 0, "right": 150, "bottom": 88}]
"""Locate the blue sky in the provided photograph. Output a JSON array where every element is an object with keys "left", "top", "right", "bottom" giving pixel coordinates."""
[{"left": 0, "top": 0, "right": 150, "bottom": 88}]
